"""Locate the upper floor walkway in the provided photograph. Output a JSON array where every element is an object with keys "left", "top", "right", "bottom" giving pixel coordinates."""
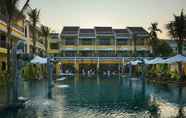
[{"left": 53, "top": 56, "right": 154, "bottom": 64}]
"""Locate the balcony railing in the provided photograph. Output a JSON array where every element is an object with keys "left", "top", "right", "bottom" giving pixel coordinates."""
[
  {"left": 54, "top": 56, "right": 153, "bottom": 62},
  {"left": 61, "top": 45, "right": 149, "bottom": 51},
  {"left": 0, "top": 16, "right": 24, "bottom": 33},
  {"left": 0, "top": 40, "right": 7, "bottom": 48},
  {"left": 12, "top": 24, "right": 24, "bottom": 33}
]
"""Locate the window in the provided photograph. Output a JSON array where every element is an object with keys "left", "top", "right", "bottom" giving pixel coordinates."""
[
  {"left": 183, "top": 44, "right": 186, "bottom": 51},
  {"left": 98, "top": 51, "right": 115, "bottom": 57},
  {"left": 136, "top": 39, "right": 144, "bottom": 45},
  {"left": 64, "top": 39, "right": 77, "bottom": 45},
  {"left": 24, "top": 26, "right": 28, "bottom": 37},
  {"left": 98, "top": 39, "right": 112, "bottom": 45},
  {"left": 50, "top": 43, "right": 59, "bottom": 49},
  {"left": 64, "top": 51, "right": 76, "bottom": 56},
  {"left": 0, "top": 34, "right": 6, "bottom": 48},
  {"left": 117, "top": 39, "right": 128, "bottom": 45},
  {"left": 1, "top": 61, "right": 6, "bottom": 71},
  {"left": 80, "top": 39, "right": 94, "bottom": 45},
  {"left": 79, "top": 51, "right": 94, "bottom": 56}
]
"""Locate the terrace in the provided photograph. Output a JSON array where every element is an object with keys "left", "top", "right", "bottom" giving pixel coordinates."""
[
  {"left": 61, "top": 26, "right": 79, "bottom": 36},
  {"left": 114, "top": 29, "right": 130, "bottom": 46},
  {"left": 95, "top": 27, "right": 113, "bottom": 36},
  {"left": 0, "top": 15, "right": 25, "bottom": 33},
  {"left": 127, "top": 27, "right": 149, "bottom": 38},
  {"left": 79, "top": 29, "right": 95, "bottom": 45},
  {"left": 0, "top": 33, "right": 6, "bottom": 49}
]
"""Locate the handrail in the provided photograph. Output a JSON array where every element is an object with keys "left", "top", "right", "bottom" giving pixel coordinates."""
[{"left": 53, "top": 56, "right": 154, "bottom": 61}]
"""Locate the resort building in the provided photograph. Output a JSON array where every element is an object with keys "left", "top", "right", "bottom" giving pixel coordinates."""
[
  {"left": 56, "top": 26, "right": 150, "bottom": 73},
  {"left": 0, "top": 12, "right": 45, "bottom": 77},
  {"left": 48, "top": 33, "right": 60, "bottom": 56},
  {"left": 60, "top": 26, "right": 150, "bottom": 57},
  {"left": 24, "top": 20, "right": 45, "bottom": 55},
  {"left": 0, "top": 13, "right": 26, "bottom": 77}
]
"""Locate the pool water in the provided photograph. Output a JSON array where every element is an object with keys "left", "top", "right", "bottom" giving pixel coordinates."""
[{"left": 0, "top": 75, "right": 186, "bottom": 118}]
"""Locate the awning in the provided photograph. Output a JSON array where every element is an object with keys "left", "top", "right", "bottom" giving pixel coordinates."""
[
  {"left": 164, "top": 55, "right": 186, "bottom": 64},
  {"left": 129, "top": 60, "right": 142, "bottom": 65},
  {"left": 30, "top": 56, "right": 47, "bottom": 64},
  {"left": 145, "top": 57, "right": 165, "bottom": 64},
  {"left": 96, "top": 48, "right": 114, "bottom": 51}
]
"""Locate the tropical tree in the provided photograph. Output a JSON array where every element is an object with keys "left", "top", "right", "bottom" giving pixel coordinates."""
[
  {"left": 166, "top": 9, "right": 186, "bottom": 79},
  {"left": 41, "top": 25, "right": 50, "bottom": 56},
  {"left": 0, "top": 0, "right": 30, "bottom": 79},
  {"left": 133, "top": 34, "right": 137, "bottom": 57},
  {"left": 148, "top": 22, "right": 162, "bottom": 56},
  {"left": 156, "top": 40, "right": 173, "bottom": 56},
  {"left": 28, "top": 8, "right": 40, "bottom": 55}
]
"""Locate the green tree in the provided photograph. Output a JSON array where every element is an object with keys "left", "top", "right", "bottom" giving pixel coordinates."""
[
  {"left": 166, "top": 10, "right": 186, "bottom": 79},
  {"left": 133, "top": 34, "right": 137, "bottom": 57},
  {"left": 148, "top": 22, "right": 162, "bottom": 56},
  {"left": 0, "top": 0, "right": 30, "bottom": 79},
  {"left": 28, "top": 8, "right": 40, "bottom": 55},
  {"left": 156, "top": 40, "right": 173, "bottom": 56},
  {"left": 41, "top": 25, "right": 50, "bottom": 56}
]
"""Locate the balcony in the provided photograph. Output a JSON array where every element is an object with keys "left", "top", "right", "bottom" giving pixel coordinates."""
[
  {"left": 0, "top": 40, "right": 6, "bottom": 48},
  {"left": 78, "top": 45, "right": 95, "bottom": 51},
  {"left": 135, "top": 45, "right": 149, "bottom": 51},
  {"left": 64, "top": 39, "right": 77, "bottom": 45},
  {"left": 0, "top": 39, "right": 7, "bottom": 53},
  {"left": 0, "top": 19, "right": 25, "bottom": 39},
  {"left": 50, "top": 43, "right": 59, "bottom": 50},
  {"left": 79, "top": 39, "right": 94, "bottom": 45},
  {"left": 62, "top": 45, "right": 77, "bottom": 51},
  {"left": 0, "top": 15, "right": 24, "bottom": 33},
  {"left": 117, "top": 45, "right": 131, "bottom": 51},
  {"left": 12, "top": 24, "right": 24, "bottom": 33},
  {"left": 95, "top": 45, "right": 115, "bottom": 51},
  {"left": 96, "top": 39, "right": 113, "bottom": 45}
]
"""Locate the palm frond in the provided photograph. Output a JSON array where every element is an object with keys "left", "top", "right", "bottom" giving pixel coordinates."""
[
  {"left": 167, "top": 9, "right": 186, "bottom": 40},
  {"left": 41, "top": 25, "right": 50, "bottom": 37},
  {"left": 28, "top": 8, "right": 40, "bottom": 26}
]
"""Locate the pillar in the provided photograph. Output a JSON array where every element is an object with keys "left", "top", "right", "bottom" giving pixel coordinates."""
[
  {"left": 96, "top": 57, "right": 100, "bottom": 74},
  {"left": 118, "top": 63, "right": 121, "bottom": 76},
  {"left": 129, "top": 63, "right": 132, "bottom": 78},
  {"left": 115, "top": 39, "right": 117, "bottom": 56},
  {"left": 47, "top": 58, "right": 53, "bottom": 99},
  {"left": 56, "top": 62, "right": 61, "bottom": 76},
  {"left": 122, "top": 57, "right": 125, "bottom": 75},
  {"left": 75, "top": 63, "right": 79, "bottom": 73}
]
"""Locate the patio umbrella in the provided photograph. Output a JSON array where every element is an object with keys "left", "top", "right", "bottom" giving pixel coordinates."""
[
  {"left": 143, "top": 59, "right": 151, "bottom": 65},
  {"left": 30, "top": 56, "right": 47, "bottom": 64},
  {"left": 147, "top": 57, "right": 166, "bottom": 64},
  {"left": 164, "top": 55, "right": 186, "bottom": 64},
  {"left": 129, "top": 60, "right": 142, "bottom": 65}
]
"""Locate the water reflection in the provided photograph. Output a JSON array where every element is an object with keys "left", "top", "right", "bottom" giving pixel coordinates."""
[{"left": 0, "top": 76, "right": 186, "bottom": 117}]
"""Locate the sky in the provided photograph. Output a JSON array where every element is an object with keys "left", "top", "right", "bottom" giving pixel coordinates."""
[{"left": 25, "top": 0, "right": 186, "bottom": 39}]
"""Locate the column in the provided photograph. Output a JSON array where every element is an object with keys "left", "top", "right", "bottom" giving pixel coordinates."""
[
  {"left": 96, "top": 57, "right": 100, "bottom": 74},
  {"left": 74, "top": 57, "right": 79, "bottom": 73},
  {"left": 115, "top": 39, "right": 117, "bottom": 56}
]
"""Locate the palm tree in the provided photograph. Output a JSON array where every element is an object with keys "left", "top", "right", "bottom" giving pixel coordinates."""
[
  {"left": 41, "top": 25, "right": 50, "bottom": 56},
  {"left": 28, "top": 8, "right": 40, "bottom": 55},
  {"left": 133, "top": 34, "right": 137, "bottom": 57},
  {"left": 166, "top": 10, "right": 186, "bottom": 79},
  {"left": 148, "top": 22, "right": 162, "bottom": 56},
  {"left": 0, "top": 0, "right": 30, "bottom": 79}
]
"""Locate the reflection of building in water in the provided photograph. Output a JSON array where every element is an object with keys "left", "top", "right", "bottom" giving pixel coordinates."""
[
  {"left": 155, "top": 99, "right": 184, "bottom": 117},
  {"left": 149, "top": 86, "right": 186, "bottom": 118}
]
